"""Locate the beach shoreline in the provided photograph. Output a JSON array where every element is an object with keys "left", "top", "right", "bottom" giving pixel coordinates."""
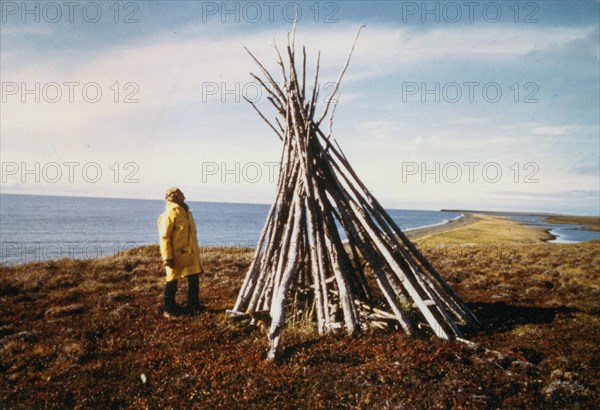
[
  {"left": 407, "top": 212, "right": 476, "bottom": 240},
  {"left": 442, "top": 209, "right": 600, "bottom": 235},
  {"left": 421, "top": 210, "right": 598, "bottom": 245},
  {"left": 409, "top": 212, "right": 559, "bottom": 244}
]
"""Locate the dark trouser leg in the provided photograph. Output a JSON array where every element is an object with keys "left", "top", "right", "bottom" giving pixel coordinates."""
[
  {"left": 187, "top": 274, "right": 200, "bottom": 308},
  {"left": 164, "top": 279, "right": 178, "bottom": 313}
]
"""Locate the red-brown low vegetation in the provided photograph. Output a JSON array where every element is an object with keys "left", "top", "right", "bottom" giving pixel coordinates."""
[{"left": 1, "top": 241, "right": 598, "bottom": 408}]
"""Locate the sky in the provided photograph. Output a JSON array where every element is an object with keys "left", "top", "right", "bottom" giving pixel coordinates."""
[{"left": 1, "top": 0, "right": 599, "bottom": 215}]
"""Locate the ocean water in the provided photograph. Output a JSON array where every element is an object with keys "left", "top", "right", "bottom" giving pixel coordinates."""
[{"left": 0, "top": 194, "right": 461, "bottom": 265}]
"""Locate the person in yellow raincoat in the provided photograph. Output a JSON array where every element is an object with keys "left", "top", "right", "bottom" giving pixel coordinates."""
[{"left": 157, "top": 187, "right": 204, "bottom": 317}]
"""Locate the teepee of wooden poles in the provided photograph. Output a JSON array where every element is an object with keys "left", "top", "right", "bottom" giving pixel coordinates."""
[{"left": 229, "top": 27, "right": 479, "bottom": 360}]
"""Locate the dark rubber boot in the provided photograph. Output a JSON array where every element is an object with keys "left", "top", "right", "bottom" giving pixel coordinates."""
[
  {"left": 187, "top": 274, "right": 203, "bottom": 312},
  {"left": 164, "top": 279, "right": 178, "bottom": 315}
]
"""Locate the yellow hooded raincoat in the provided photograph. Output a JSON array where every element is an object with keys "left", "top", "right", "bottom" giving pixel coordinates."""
[{"left": 158, "top": 201, "right": 204, "bottom": 282}]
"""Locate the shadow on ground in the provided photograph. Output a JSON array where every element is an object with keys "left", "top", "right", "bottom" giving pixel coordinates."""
[{"left": 467, "top": 302, "right": 579, "bottom": 336}]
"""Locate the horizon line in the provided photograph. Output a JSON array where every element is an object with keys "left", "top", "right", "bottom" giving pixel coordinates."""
[{"left": 1, "top": 191, "right": 597, "bottom": 217}]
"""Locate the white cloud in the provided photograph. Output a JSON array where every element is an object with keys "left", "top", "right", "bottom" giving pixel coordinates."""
[
  {"left": 494, "top": 189, "right": 599, "bottom": 200},
  {"left": 531, "top": 125, "right": 574, "bottom": 136},
  {"left": 449, "top": 116, "right": 487, "bottom": 125},
  {"left": 1, "top": 20, "right": 598, "bottom": 211},
  {"left": 0, "top": 25, "right": 55, "bottom": 36}
]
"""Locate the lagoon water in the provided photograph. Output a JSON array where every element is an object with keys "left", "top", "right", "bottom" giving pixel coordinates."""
[
  {"left": 0, "top": 194, "right": 462, "bottom": 265},
  {"left": 504, "top": 214, "right": 599, "bottom": 244}
]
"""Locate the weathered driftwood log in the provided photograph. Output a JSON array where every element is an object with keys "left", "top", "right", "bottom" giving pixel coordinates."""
[{"left": 230, "top": 26, "right": 478, "bottom": 360}]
